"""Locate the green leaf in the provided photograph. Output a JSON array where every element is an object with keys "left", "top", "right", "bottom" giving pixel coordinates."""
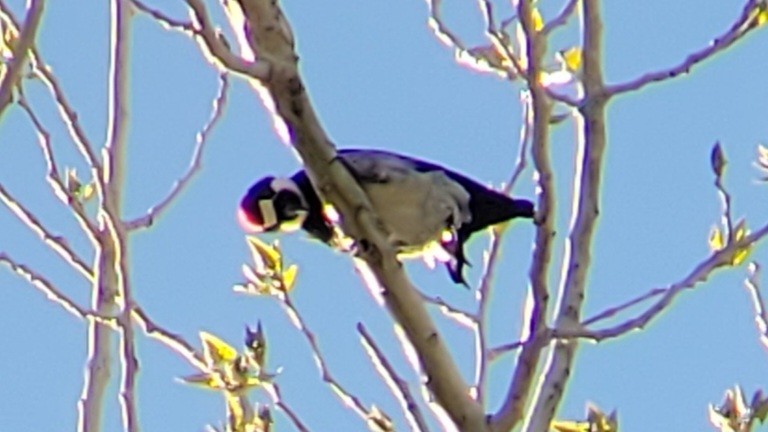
[
  {"left": 282, "top": 264, "right": 298, "bottom": 292},
  {"left": 709, "top": 226, "right": 725, "bottom": 251},
  {"left": 178, "top": 372, "right": 224, "bottom": 390},
  {"left": 732, "top": 220, "right": 752, "bottom": 266},
  {"left": 246, "top": 236, "right": 282, "bottom": 273},
  {"left": 560, "top": 47, "right": 582, "bottom": 73},
  {"left": 201, "top": 331, "right": 238, "bottom": 366}
]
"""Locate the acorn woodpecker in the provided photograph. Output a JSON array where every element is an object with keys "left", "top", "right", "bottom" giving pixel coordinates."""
[{"left": 238, "top": 149, "right": 534, "bottom": 285}]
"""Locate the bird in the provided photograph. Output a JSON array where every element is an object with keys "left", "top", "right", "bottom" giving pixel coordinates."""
[{"left": 238, "top": 149, "right": 534, "bottom": 285}]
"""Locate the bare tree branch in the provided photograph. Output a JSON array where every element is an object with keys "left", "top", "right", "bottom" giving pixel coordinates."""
[
  {"left": 105, "top": 3, "right": 139, "bottom": 430},
  {"left": 358, "top": 323, "right": 430, "bottom": 432},
  {"left": 132, "top": 307, "right": 208, "bottom": 371},
  {"left": 581, "top": 287, "right": 666, "bottom": 327},
  {"left": 419, "top": 292, "right": 476, "bottom": 327},
  {"left": 556, "top": 223, "right": 768, "bottom": 342},
  {"left": 126, "top": 72, "right": 230, "bottom": 231},
  {"left": 491, "top": 0, "right": 555, "bottom": 428},
  {"left": 606, "top": 0, "right": 765, "bottom": 97},
  {"left": 185, "top": 0, "right": 271, "bottom": 79},
  {"left": 0, "top": 252, "right": 112, "bottom": 323},
  {"left": 16, "top": 92, "right": 100, "bottom": 242},
  {"left": 0, "top": 182, "right": 93, "bottom": 280},
  {"left": 80, "top": 1, "right": 136, "bottom": 430},
  {"left": 522, "top": 0, "right": 607, "bottom": 429},
  {"left": 0, "top": 0, "right": 44, "bottom": 116},
  {"left": 744, "top": 262, "right": 768, "bottom": 351}
]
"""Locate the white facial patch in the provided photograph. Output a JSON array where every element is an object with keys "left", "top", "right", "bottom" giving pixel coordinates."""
[{"left": 258, "top": 199, "right": 278, "bottom": 229}]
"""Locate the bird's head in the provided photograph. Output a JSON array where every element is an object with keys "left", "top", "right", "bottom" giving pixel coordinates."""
[{"left": 238, "top": 176, "right": 309, "bottom": 233}]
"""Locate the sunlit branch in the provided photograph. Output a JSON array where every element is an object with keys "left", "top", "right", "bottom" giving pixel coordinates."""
[
  {"left": 419, "top": 292, "right": 476, "bottom": 327},
  {"left": 744, "top": 263, "right": 768, "bottom": 351},
  {"left": 184, "top": 0, "right": 270, "bottom": 79},
  {"left": 522, "top": 0, "right": 606, "bottom": 429},
  {"left": 358, "top": 323, "right": 430, "bottom": 432},
  {"left": 606, "top": 0, "right": 765, "bottom": 97},
  {"left": 0, "top": 252, "right": 112, "bottom": 324},
  {"left": 16, "top": 92, "right": 99, "bottom": 243},
  {"left": 104, "top": 2, "right": 139, "bottom": 430},
  {"left": 0, "top": 183, "right": 93, "bottom": 280},
  {"left": 487, "top": 339, "right": 527, "bottom": 362},
  {"left": 132, "top": 307, "right": 208, "bottom": 371},
  {"left": 492, "top": 0, "right": 555, "bottom": 429},
  {"left": 556, "top": 223, "right": 768, "bottom": 342},
  {"left": 425, "top": 0, "right": 470, "bottom": 55},
  {"left": 126, "top": 72, "right": 230, "bottom": 231},
  {"left": 581, "top": 287, "right": 666, "bottom": 327},
  {"left": 0, "top": 0, "right": 44, "bottom": 116}
]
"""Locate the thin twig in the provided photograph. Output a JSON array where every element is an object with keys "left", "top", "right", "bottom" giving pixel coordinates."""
[
  {"left": 0, "top": 182, "right": 93, "bottom": 280},
  {"left": 487, "top": 340, "right": 527, "bottom": 362},
  {"left": 358, "top": 323, "right": 430, "bottom": 432},
  {"left": 132, "top": 307, "right": 208, "bottom": 371},
  {"left": 16, "top": 92, "right": 99, "bottom": 242},
  {"left": 606, "top": 0, "right": 764, "bottom": 97},
  {"left": 0, "top": 0, "right": 45, "bottom": 116},
  {"left": 581, "top": 287, "right": 666, "bottom": 327},
  {"left": 744, "top": 262, "right": 768, "bottom": 351},
  {"left": 556, "top": 223, "right": 768, "bottom": 342},
  {"left": 419, "top": 292, "right": 476, "bottom": 327},
  {"left": 126, "top": 72, "right": 230, "bottom": 230},
  {"left": 0, "top": 252, "right": 112, "bottom": 324},
  {"left": 491, "top": 0, "right": 555, "bottom": 428}
]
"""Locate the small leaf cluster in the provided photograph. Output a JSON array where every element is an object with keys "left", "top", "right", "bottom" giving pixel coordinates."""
[
  {"left": 709, "top": 385, "right": 768, "bottom": 432},
  {"left": 235, "top": 236, "right": 298, "bottom": 296}
]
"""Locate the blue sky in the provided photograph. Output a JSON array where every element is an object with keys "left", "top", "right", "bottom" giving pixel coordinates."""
[{"left": 1, "top": 0, "right": 768, "bottom": 430}]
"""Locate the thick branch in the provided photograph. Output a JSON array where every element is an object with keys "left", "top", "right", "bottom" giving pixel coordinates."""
[
  {"left": 491, "top": 1, "right": 554, "bottom": 429},
  {"left": 523, "top": 0, "right": 607, "bottom": 429}
]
